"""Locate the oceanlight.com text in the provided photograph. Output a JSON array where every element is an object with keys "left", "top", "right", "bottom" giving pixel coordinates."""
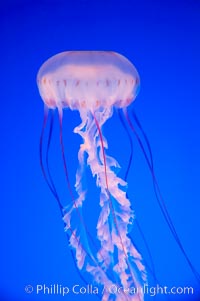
[{"left": 108, "top": 283, "right": 194, "bottom": 296}]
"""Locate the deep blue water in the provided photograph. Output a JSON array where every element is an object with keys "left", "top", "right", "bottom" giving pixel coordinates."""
[{"left": 1, "top": 0, "right": 200, "bottom": 300}]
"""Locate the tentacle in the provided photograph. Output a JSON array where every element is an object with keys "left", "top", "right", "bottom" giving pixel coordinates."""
[
  {"left": 39, "top": 106, "right": 99, "bottom": 293},
  {"left": 123, "top": 107, "right": 200, "bottom": 285},
  {"left": 39, "top": 105, "right": 63, "bottom": 214},
  {"left": 118, "top": 109, "right": 157, "bottom": 285}
]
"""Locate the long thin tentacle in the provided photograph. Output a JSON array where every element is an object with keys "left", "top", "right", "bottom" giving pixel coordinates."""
[
  {"left": 39, "top": 107, "right": 98, "bottom": 293},
  {"left": 118, "top": 109, "right": 157, "bottom": 285},
  {"left": 124, "top": 107, "right": 200, "bottom": 284},
  {"left": 39, "top": 106, "right": 63, "bottom": 214}
]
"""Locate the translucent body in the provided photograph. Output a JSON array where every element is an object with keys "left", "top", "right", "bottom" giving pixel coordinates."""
[
  {"left": 37, "top": 51, "right": 140, "bottom": 111},
  {"left": 38, "top": 51, "right": 200, "bottom": 301},
  {"left": 37, "top": 51, "right": 145, "bottom": 301}
]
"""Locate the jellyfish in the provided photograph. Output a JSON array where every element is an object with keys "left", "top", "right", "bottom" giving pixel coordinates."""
[
  {"left": 37, "top": 51, "right": 200, "bottom": 301},
  {"left": 37, "top": 51, "right": 146, "bottom": 301}
]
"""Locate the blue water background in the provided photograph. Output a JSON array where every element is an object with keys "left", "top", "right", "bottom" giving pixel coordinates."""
[{"left": 1, "top": 0, "right": 200, "bottom": 300}]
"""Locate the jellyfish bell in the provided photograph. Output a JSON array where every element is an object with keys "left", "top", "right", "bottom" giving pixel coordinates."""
[{"left": 37, "top": 51, "right": 140, "bottom": 112}]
